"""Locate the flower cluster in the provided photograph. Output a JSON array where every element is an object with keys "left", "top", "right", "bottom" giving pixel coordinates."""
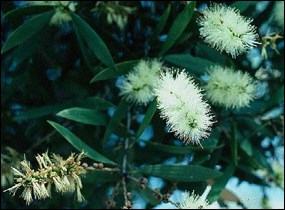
[
  {"left": 154, "top": 69, "right": 214, "bottom": 145},
  {"left": 197, "top": 3, "right": 259, "bottom": 58},
  {"left": 118, "top": 59, "right": 163, "bottom": 106},
  {"left": 28, "top": 1, "right": 77, "bottom": 26},
  {"left": 178, "top": 190, "right": 210, "bottom": 209},
  {"left": 205, "top": 65, "right": 256, "bottom": 109},
  {"left": 92, "top": 1, "right": 136, "bottom": 30},
  {"left": 4, "top": 151, "right": 87, "bottom": 205},
  {"left": 273, "top": 1, "right": 284, "bottom": 29}
]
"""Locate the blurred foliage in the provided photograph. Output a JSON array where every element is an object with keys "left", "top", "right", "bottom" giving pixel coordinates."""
[{"left": 1, "top": 1, "right": 284, "bottom": 209}]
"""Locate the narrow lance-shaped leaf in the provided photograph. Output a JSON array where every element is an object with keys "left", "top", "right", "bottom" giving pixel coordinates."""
[
  {"left": 150, "top": 4, "right": 171, "bottom": 45},
  {"left": 103, "top": 100, "right": 129, "bottom": 146},
  {"left": 231, "top": 123, "right": 238, "bottom": 166},
  {"left": 140, "top": 165, "right": 222, "bottom": 182},
  {"left": 56, "top": 107, "right": 108, "bottom": 126},
  {"left": 73, "top": 21, "right": 97, "bottom": 73},
  {"left": 71, "top": 13, "right": 116, "bottom": 70},
  {"left": 164, "top": 54, "right": 215, "bottom": 74},
  {"left": 9, "top": 27, "right": 47, "bottom": 66},
  {"left": 2, "top": 10, "right": 54, "bottom": 54},
  {"left": 90, "top": 60, "right": 139, "bottom": 83},
  {"left": 159, "top": 2, "right": 195, "bottom": 56},
  {"left": 145, "top": 141, "right": 223, "bottom": 154},
  {"left": 48, "top": 121, "right": 117, "bottom": 165},
  {"left": 14, "top": 96, "right": 113, "bottom": 121},
  {"left": 3, "top": 5, "right": 53, "bottom": 21},
  {"left": 207, "top": 164, "right": 236, "bottom": 203},
  {"left": 135, "top": 100, "right": 157, "bottom": 141},
  {"left": 84, "top": 171, "right": 120, "bottom": 183}
]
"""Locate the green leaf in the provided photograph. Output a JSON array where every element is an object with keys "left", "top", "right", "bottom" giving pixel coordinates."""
[
  {"left": 252, "top": 148, "right": 272, "bottom": 171},
  {"left": 73, "top": 20, "right": 97, "bottom": 73},
  {"left": 2, "top": 10, "right": 54, "bottom": 54},
  {"left": 231, "top": 123, "right": 238, "bottom": 166},
  {"left": 239, "top": 138, "right": 253, "bottom": 156},
  {"left": 145, "top": 141, "right": 222, "bottom": 154},
  {"left": 14, "top": 96, "right": 113, "bottom": 121},
  {"left": 233, "top": 101, "right": 267, "bottom": 115},
  {"left": 140, "top": 188, "right": 161, "bottom": 205},
  {"left": 90, "top": 60, "right": 139, "bottom": 83},
  {"left": 231, "top": 1, "right": 257, "bottom": 13},
  {"left": 84, "top": 170, "right": 120, "bottom": 183},
  {"left": 103, "top": 100, "right": 129, "bottom": 146},
  {"left": 159, "top": 2, "right": 195, "bottom": 56},
  {"left": 164, "top": 54, "right": 215, "bottom": 74},
  {"left": 48, "top": 121, "right": 117, "bottom": 165},
  {"left": 3, "top": 5, "right": 53, "bottom": 21},
  {"left": 207, "top": 164, "right": 236, "bottom": 203},
  {"left": 57, "top": 107, "right": 108, "bottom": 126},
  {"left": 135, "top": 100, "right": 157, "bottom": 141},
  {"left": 195, "top": 43, "right": 227, "bottom": 65},
  {"left": 7, "top": 27, "right": 47, "bottom": 66},
  {"left": 140, "top": 165, "right": 222, "bottom": 182},
  {"left": 145, "top": 129, "right": 222, "bottom": 154},
  {"left": 150, "top": 4, "right": 171, "bottom": 44},
  {"left": 71, "top": 13, "right": 116, "bottom": 70},
  {"left": 263, "top": 86, "right": 284, "bottom": 111}
]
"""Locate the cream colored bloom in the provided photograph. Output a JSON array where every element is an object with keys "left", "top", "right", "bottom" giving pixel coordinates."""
[
  {"left": 273, "top": 1, "right": 284, "bottom": 29},
  {"left": 205, "top": 65, "right": 256, "bottom": 109},
  {"left": 28, "top": 1, "right": 77, "bottom": 26},
  {"left": 197, "top": 4, "right": 259, "bottom": 58},
  {"left": 21, "top": 187, "right": 33, "bottom": 205},
  {"left": 178, "top": 190, "right": 210, "bottom": 209},
  {"left": 49, "top": 8, "right": 72, "bottom": 26},
  {"left": 154, "top": 69, "right": 214, "bottom": 145},
  {"left": 118, "top": 59, "right": 163, "bottom": 106},
  {"left": 92, "top": 1, "right": 136, "bottom": 30},
  {"left": 4, "top": 152, "right": 87, "bottom": 205}
]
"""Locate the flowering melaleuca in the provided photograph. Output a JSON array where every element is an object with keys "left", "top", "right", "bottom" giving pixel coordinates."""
[
  {"left": 205, "top": 65, "right": 256, "bottom": 109},
  {"left": 197, "top": 4, "right": 259, "bottom": 58},
  {"left": 178, "top": 190, "right": 210, "bottom": 209},
  {"left": 118, "top": 59, "right": 163, "bottom": 106},
  {"left": 4, "top": 152, "right": 87, "bottom": 205},
  {"left": 154, "top": 69, "right": 214, "bottom": 145},
  {"left": 273, "top": 1, "right": 284, "bottom": 29},
  {"left": 92, "top": 1, "right": 136, "bottom": 30},
  {"left": 28, "top": 1, "right": 77, "bottom": 26}
]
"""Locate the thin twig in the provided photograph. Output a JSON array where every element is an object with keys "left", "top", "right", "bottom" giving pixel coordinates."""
[
  {"left": 121, "top": 109, "right": 132, "bottom": 208},
  {"left": 122, "top": 109, "right": 131, "bottom": 175},
  {"left": 122, "top": 177, "right": 129, "bottom": 207}
]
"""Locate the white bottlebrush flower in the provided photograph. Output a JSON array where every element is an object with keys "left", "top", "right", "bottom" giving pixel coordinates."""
[
  {"left": 178, "top": 190, "right": 210, "bottom": 209},
  {"left": 197, "top": 4, "right": 259, "bottom": 58},
  {"left": 273, "top": 1, "right": 284, "bottom": 29},
  {"left": 154, "top": 69, "right": 214, "bottom": 145},
  {"left": 205, "top": 65, "right": 256, "bottom": 109},
  {"left": 117, "top": 59, "right": 163, "bottom": 106},
  {"left": 21, "top": 187, "right": 33, "bottom": 205}
]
